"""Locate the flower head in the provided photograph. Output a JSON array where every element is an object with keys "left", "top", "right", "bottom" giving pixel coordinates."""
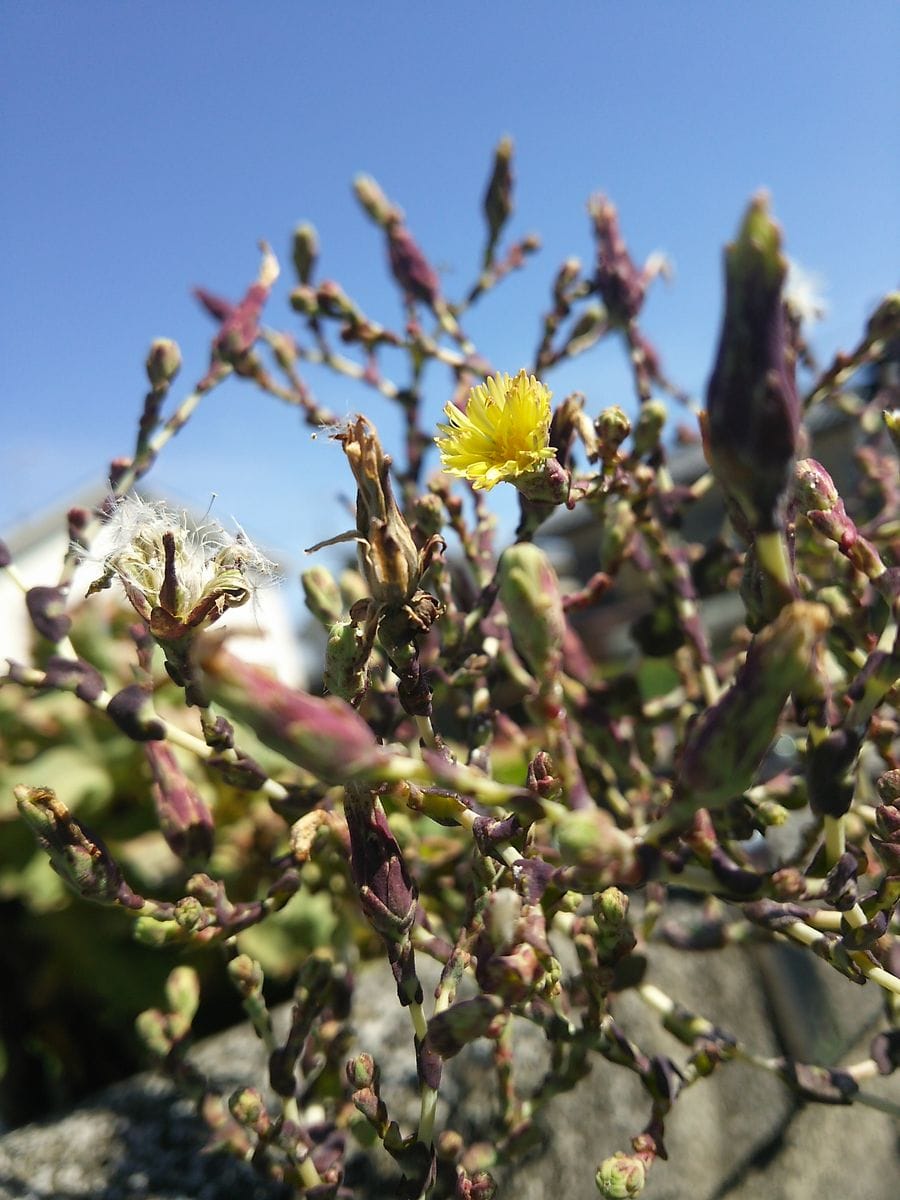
[
  {"left": 87, "top": 495, "right": 277, "bottom": 641},
  {"left": 435, "top": 370, "right": 556, "bottom": 491}
]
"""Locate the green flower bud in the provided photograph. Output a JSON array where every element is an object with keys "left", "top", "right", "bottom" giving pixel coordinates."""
[
  {"left": 498, "top": 543, "right": 565, "bottom": 678},
  {"left": 353, "top": 174, "right": 400, "bottom": 226},
  {"left": 594, "top": 887, "right": 630, "bottom": 927},
  {"left": 145, "top": 338, "right": 182, "bottom": 388},
  {"left": 133, "top": 916, "right": 185, "bottom": 946},
  {"left": 301, "top": 564, "right": 344, "bottom": 628},
  {"left": 595, "top": 1153, "right": 646, "bottom": 1198},
  {"left": 289, "top": 284, "right": 318, "bottom": 315},
  {"left": 292, "top": 222, "right": 318, "bottom": 284},
  {"left": 672, "top": 601, "right": 829, "bottom": 815},
  {"left": 596, "top": 406, "right": 632, "bottom": 461},
  {"left": 324, "top": 618, "right": 369, "bottom": 703},
  {"left": 165, "top": 966, "right": 200, "bottom": 1024},
  {"left": 135, "top": 1008, "right": 173, "bottom": 1059},
  {"left": 631, "top": 399, "right": 667, "bottom": 458}
]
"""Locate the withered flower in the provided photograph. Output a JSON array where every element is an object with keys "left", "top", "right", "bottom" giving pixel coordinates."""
[{"left": 86, "top": 495, "right": 276, "bottom": 643}]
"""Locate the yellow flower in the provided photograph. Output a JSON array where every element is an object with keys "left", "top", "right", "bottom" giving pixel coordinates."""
[{"left": 435, "top": 370, "right": 556, "bottom": 490}]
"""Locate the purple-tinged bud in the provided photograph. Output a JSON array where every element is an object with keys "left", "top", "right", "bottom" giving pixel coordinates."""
[
  {"left": 204, "top": 651, "right": 388, "bottom": 783},
  {"left": 388, "top": 222, "right": 442, "bottom": 309},
  {"left": 292, "top": 222, "right": 318, "bottom": 285},
  {"left": 344, "top": 784, "right": 418, "bottom": 943},
  {"left": 107, "top": 684, "right": 166, "bottom": 742},
  {"left": 595, "top": 1152, "right": 646, "bottom": 1198},
  {"left": 145, "top": 338, "right": 182, "bottom": 388},
  {"left": 705, "top": 193, "right": 800, "bottom": 539},
  {"left": 301, "top": 565, "right": 344, "bottom": 628},
  {"left": 15, "top": 785, "right": 141, "bottom": 908},
  {"left": 588, "top": 195, "right": 648, "bottom": 326},
  {"left": 875, "top": 800, "right": 900, "bottom": 835},
  {"left": 483, "top": 135, "right": 514, "bottom": 262},
  {"left": 145, "top": 743, "right": 214, "bottom": 863},
  {"left": 458, "top": 1169, "right": 498, "bottom": 1200},
  {"left": 498, "top": 543, "right": 565, "bottom": 678},
  {"left": 794, "top": 457, "right": 840, "bottom": 512},
  {"left": 26, "top": 585, "right": 71, "bottom": 643},
  {"left": 202, "top": 243, "right": 278, "bottom": 369},
  {"left": 671, "top": 601, "right": 829, "bottom": 815},
  {"left": 527, "top": 751, "right": 562, "bottom": 802},
  {"left": 425, "top": 995, "right": 505, "bottom": 1059},
  {"left": 480, "top": 943, "right": 543, "bottom": 1004},
  {"left": 806, "top": 730, "right": 860, "bottom": 818},
  {"left": 43, "top": 656, "right": 105, "bottom": 703},
  {"left": 870, "top": 1030, "right": 900, "bottom": 1076},
  {"left": 347, "top": 1053, "right": 378, "bottom": 1091}
]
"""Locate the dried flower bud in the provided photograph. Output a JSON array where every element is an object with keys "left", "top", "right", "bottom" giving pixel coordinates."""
[
  {"left": 705, "top": 193, "right": 800, "bottom": 538},
  {"left": 498, "top": 543, "right": 565, "bottom": 679},
  {"left": 15, "top": 785, "right": 141, "bottom": 908},
  {"left": 308, "top": 418, "right": 422, "bottom": 613}
]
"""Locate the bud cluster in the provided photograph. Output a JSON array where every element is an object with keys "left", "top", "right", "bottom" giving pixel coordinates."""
[{"left": 4, "top": 150, "right": 899, "bottom": 1200}]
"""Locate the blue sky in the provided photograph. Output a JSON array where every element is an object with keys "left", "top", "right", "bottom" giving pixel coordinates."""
[{"left": 2, "top": 2, "right": 898, "bottom": 589}]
